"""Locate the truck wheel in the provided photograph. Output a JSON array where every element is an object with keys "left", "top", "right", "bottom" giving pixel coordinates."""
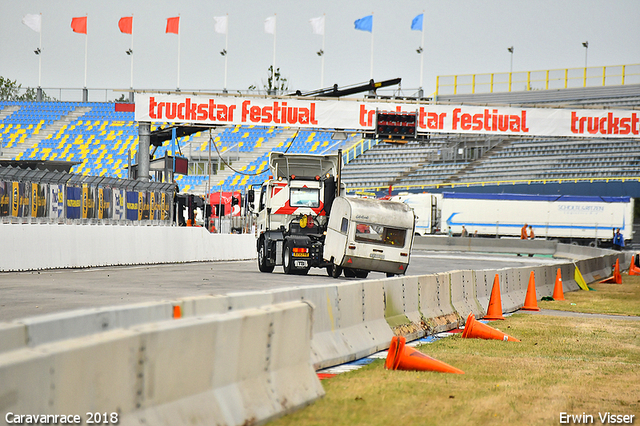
[
  {"left": 355, "top": 270, "right": 369, "bottom": 279},
  {"left": 344, "top": 268, "right": 356, "bottom": 278},
  {"left": 386, "top": 272, "right": 395, "bottom": 277},
  {"left": 258, "top": 240, "right": 274, "bottom": 273},
  {"left": 283, "top": 244, "right": 293, "bottom": 275}
]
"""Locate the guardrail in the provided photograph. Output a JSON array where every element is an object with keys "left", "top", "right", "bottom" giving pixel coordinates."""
[
  {"left": 0, "top": 241, "right": 630, "bottom": 425},
  {"left": 436, "top": 63, "right": 640, "bottom": 96}
]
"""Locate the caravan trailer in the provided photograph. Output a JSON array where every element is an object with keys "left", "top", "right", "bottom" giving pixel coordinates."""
[{"left": 324, "top": 197, "right": 415, "bottom": 278}]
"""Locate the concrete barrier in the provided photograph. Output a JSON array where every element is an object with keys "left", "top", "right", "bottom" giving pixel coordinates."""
[
  {"left": 413, "top": 235, "right": 558, "bottom": 255},
  {"left": 383, "top": 276, "right": 423, "bottom": 339},
  {"left": 0, "top": 239, "right": 628, "bottom": 425},
  {"left": 0, "top": 301, "right": 323, "bottom": 426},
  {"left": 418, "top": 273, "right": 460, "bottom": 332},
  {"left": 0, "top": 323, "right": 26, "bottom": 353},
  {"left": 450, "top": 270, "right": 484, "bottom": 319},
  {"left": 0, "top": 224, "right": 256, "bottom": 272}
]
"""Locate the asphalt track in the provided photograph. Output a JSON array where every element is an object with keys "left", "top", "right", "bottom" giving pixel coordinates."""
[{"left": 0, "top": 251, "right": 568, "bottom": 322}]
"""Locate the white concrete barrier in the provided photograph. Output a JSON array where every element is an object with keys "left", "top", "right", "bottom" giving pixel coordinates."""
[
  {"left": 382, "top": 276, "right": 423, "bottom": 339},
  {"left": 0, "top": 323, "right": 25, "bottom": 353},
  {"left": 0, "top": 301, "right": 323, "bottom": 426},
  {"left": 18, "top": 301, "right": 174, "bottom": 348},
  {"left": 418, "top": 273, "right": 460, "bottom": 332},
  {"left": 450, "top": 270, "right": 484, "bottom": 318},
  {"left": 0, "top": 224, "right": 256, "bottom": 271}
]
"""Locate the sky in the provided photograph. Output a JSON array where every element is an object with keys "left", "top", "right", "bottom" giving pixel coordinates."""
[{"left": 1, "top": 0, "right": 639, "bottom": 100}]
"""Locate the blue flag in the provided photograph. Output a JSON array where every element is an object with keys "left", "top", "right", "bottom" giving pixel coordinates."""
[
  {"left": 411, "top": 13, "right": 423, "bottom": 31},
  {"left": 354, "top": 15, "right": 373, "bottom": 32}
]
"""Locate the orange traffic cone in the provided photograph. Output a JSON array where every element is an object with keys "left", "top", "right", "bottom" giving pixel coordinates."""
[
  {"left": 172, "top": 305, "right": 182, "bottom": 319},
  {"left": 484, "top": 274, "right": 505, "bottom": 320},
  {"left": 462, "top": 312, "right": 520, "bottom": 342},
  {"left": 552, "top": 268, "right": 565, "bottom": 300},
  {"left": 522, "top": 271, "right": 540, "bottom": 311},
  {"left": 629, "top": 254, "right": 640, "bottom": 276},
  {"left": 601, "top": 259, "right": 622, "bottom": 284},
  {"left": 385, "top": 336, "right": 464, "bottom": 374}
]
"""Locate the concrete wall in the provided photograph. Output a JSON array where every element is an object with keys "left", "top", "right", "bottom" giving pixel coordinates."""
[
  {"left": 0, "top": 224, "right": 256, "bottom": 271},
  {"left": 0, "top": 301, "right": 324, "bottom": 426},
  {"left": 0, "top": 238, "right": 629, "bottom": 424}
]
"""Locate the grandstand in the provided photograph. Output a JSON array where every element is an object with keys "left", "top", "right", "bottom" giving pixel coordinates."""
[
  {"left": 2, "top": 81, "right": 640, "bottom": 198},
  {"left": 0, "top": 101, "right": 359, "bottom": 194}
]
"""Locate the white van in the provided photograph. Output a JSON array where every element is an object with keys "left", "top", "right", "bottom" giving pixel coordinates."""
[{"left": 324, "top": 197, "right": 415, "bottom": 278}]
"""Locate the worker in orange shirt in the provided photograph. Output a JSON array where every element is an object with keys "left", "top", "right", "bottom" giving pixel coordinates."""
[{"left": 520, "top": 223, "right": 529, "bottom": 239}]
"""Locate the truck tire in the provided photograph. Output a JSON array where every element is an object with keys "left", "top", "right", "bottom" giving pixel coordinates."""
[
  {"left": 283, "top": 243, "right": 310, "bottom": 275},
  {"left": 344, "top": 268, "right": 356, "bottom": 278},
  {"left": 355, "top": 270, "right": 369, "bottom": 279},
  {"left": 258, "top": 239, "right": 274, "bottom": 273},
  {"left": 283, "top": 244, "right": 293, "bottom": 275}
]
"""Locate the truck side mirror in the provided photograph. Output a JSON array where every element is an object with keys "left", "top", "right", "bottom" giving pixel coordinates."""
[{"left": 247, "top": 189, "right": 255, "bottom": 213}]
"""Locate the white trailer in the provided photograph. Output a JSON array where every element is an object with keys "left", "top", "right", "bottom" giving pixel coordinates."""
[
  {"left": 390, "top": 192, "right": 442, "bottom": 235},
  {"left": 392, "top": 192, "right": 633, "bottom": 245},
  {"left": 324, "top": 197, "right": 415, "bottom": 278}
]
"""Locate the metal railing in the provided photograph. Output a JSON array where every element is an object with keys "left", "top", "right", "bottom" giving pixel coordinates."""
[
  {"left": 436, "top": 64, "right": 640, "bottom": 96},
  {"left": 342, "top": 138, "right": 380, "bottom": 165}
]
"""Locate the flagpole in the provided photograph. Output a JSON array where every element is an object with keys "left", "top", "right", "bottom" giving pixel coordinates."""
[
  {"left": 177, "top": 16, "right": 181, "bottom": 91},
  {"left": 272, "top": 14, "right": 277, "bottom": 94},
  {"left": 83, "top": 17, "right": 88, "bottom": 89},
  {"left": 224, "top": 14, "right": 228, "bottom": 92},
  {"left": 321, "top": 14, "right": 325, "bottom": 88},
  {"left": 419, "top": 10, "right": 425, "bottom": 96},
  {"left": 369, "top": 12, "right": 374, "bottom": 80},
  {"left": 130, "top": 15, "right": 134, "bottom": 90},
  {"left": 38, "top": 14, "right": 42, "bottom": 88}
]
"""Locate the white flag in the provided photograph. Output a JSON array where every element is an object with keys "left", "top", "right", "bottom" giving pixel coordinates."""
[
  {"left": 22, "top": 14, "right": 41, "bottom": 33},
  {"left": 309, "top": 16, "right": 324, "bottom": 36},
  {"left": 213, "top": 15, "right": 228, "bottom": 34},
  {"left": 264, "top": 15, "right": 276, "bottom": 34}
]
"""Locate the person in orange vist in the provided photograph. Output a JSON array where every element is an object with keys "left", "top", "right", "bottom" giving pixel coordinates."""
[{"left": 520, "top": 223, "right": 529, "bottom": 239}]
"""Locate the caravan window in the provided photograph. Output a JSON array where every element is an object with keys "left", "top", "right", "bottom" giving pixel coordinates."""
[
  {"left": 290, "top": 187, "right": 320, "bottom": 208},
  {"left": 340, "top": 217, "right": 348, "bottom": 233},
  {"left": 355, "top": 222, "right": 406, "bottom": 247}
]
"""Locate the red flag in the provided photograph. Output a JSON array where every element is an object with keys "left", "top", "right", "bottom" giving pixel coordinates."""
[
  {"left": 118, "top": 16, "right": 133, "bottom": 34},
  {"left": 166, "top": 16, "right": 179, "bottom": 34},
  {"left": 71, "top": 16, "right": 87, "bottom": 34}
]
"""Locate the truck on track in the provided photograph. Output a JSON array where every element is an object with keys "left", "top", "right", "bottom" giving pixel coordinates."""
[
  {"left": 250, "top": 152, "right": 341, "bottom": 276},
  {"left": 249, "top": 151, "right": 415, "bottom": 277},
  {"left": 391, "top": 191, "right": 634, "bottom": 245}
]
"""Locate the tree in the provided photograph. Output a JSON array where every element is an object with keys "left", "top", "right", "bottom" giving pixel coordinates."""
[
  {"left": 0, "top": 77, "right": 21, "bottom": 101},
  {"left": 248, "top": 66, "right": 288, "bottom": 95},
  {"left": 0, "top": 76, "right": 53, "bottom": 101}
]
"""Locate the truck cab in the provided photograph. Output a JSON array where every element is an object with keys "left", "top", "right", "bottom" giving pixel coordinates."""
[{"left": 250, "top": 152, "right": 341, "bottom": 275}]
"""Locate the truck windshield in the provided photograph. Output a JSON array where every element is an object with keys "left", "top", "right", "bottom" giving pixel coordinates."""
[
  {"left": 355, "top": 223, "right": 406, "bottom": 247},
  {"left": 290, "top": 187, "right": 320, "bottom": 208}
]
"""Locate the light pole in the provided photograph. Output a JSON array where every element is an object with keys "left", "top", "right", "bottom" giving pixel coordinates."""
[
  {"left": 582, "top": 41, "right": 589, "bottom": 86},
  {"left": 507, "top": 46, "right": 514, "bottom": 91}
]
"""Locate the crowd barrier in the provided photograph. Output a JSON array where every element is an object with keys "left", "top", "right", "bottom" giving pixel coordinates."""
[
  {"left": 0, "top": 167, "right": 175, "bottom": 225},
  {"left": 0, "top": 224, "right": 255, "bottom": 271},
  {"left": 0, "top": 301, "right": 324, "bottom": 426},
  {"left": 0, "top": 244, "right": 630, "bottom": 425}
]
